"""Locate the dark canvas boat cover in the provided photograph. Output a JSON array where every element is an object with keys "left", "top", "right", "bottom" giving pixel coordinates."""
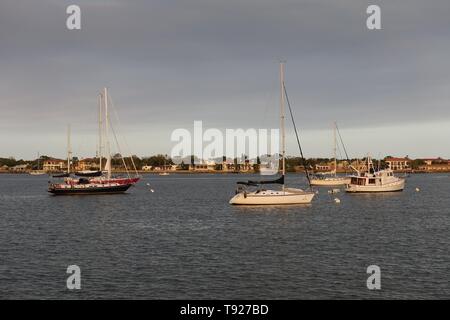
[
  {"left": 75, "top": 171, "right": 102, "bottom": 177},
  {"left": 52, "top": 173, "right": 70, "bottom": 178},
  {"left": 237, "top": 175, "right": 284, "bottom": 186}
]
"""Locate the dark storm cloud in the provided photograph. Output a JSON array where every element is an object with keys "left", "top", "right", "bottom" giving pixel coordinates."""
[{"left": 1, "top": 0, "right": 450, "bottom": 158}]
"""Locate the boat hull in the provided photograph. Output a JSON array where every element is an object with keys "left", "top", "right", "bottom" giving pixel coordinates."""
[
  {"left": 310, "top": 177, "right": 350, "bottom": 186},
  {"left": 345, "top": 179, "right": 405, "bottom": 193},
  {"left": 229, "top": 188, "right": 315, "bottom": 205},
  {"left": 30, "top": 171, "right": 46, "bottom": 176},
  {"left": 48, "top": 184, "right": 133, "bottom": 195}
]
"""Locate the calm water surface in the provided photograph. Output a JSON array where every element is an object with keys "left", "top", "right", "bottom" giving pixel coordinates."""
[{"left": 0, "top": 173, "right": 449, "bottom": 299}]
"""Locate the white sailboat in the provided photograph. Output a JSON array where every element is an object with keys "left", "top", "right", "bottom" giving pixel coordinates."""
[
  {"left": 29, "top": 170, "right": 45, "bottom": 175},
  {"left": 30, "top": 152, "right": 46, "bottom": 175},
  {"left": 345, "top": 156, "right": 405, "bottom": 193},
  {"left": 310, "top": 122, "right": 350, "bottom": 186},
  {"left": 159, "top": 155, "right": 171, "bottom": 175},
  {"left": 229, "top": 62, "right": 315, "bottom": 205}
]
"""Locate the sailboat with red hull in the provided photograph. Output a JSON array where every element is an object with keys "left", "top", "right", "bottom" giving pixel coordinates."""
[
  {"left": 49, "top": 178, "right": 139, "bottom": 195},
  {"left": 48, "top": 88, "right": 140, "bottom": 195}
]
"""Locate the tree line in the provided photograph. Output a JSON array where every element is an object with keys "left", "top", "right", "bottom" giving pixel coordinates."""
[{"left": 0, "top": 154, "right": 427, "bottom": 171}]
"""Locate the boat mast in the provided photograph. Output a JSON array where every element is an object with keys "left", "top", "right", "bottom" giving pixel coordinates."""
[
  {"left": 333, "top": 121, "right": 337, "bottom": 177},
  {"left": 98, "top": 93, "right": 103, "bottom": 172},
  {"left": 67, "top": 124, "right": 72, "bottom": 174},
  {"left": 104, "top": 87, "right": 111, "bottom": 179},
  {"left": 280, "top": 62, "right": 286, "bottom": 190}
]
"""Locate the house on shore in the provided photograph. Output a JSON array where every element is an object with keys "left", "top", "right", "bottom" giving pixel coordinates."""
[
  {"left": 417, "top": 158, "right": 450, "bottom": 171},
  {"left": 385, "top": 157, "right": 411, "bottom": 171},
  {"left": 349, "top": 160, "right": 368, "bottom": 173},
  {"left": 75, "top": 158, "right": 100, "bottom": 171},
  {"left": 184, "top": 159, "right": 254, "bottom": 172},
  {"left": 141, "top": 164, "right": 177, "bottom": 171},
  {"left": 315, "top": 164, "right": 331, "bottom": 172},
  {"left": 42, "top": 158, "right": 66, "bottom": 172},
  {"left": 10, "top": 164, "right": 30, "bottom": 172},
  {"left": 189, "top": 160, "right": 217, "bottom": 172}
]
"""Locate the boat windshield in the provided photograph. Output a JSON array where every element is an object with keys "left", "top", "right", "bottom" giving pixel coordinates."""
[{"left": 351, "top": 177, "right": 366, "bottom": 185}]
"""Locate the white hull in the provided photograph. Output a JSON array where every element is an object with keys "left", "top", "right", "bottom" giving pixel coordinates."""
[
  {"left": 30, "top": 171, "right": 46, "bottom": 176},
  {"left": 345, "top": 179, "right": 405, "bottom": 193},
  {"left": 310, "top": 177, "right": 350, "bottom": 186},
  {"left": 229, "top": 188, "right": 315, "bottom": 205}
]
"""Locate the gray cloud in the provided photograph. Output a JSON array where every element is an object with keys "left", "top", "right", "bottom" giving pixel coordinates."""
[{"left": 1, "top": 0, "right": 450, "bottom": 159}]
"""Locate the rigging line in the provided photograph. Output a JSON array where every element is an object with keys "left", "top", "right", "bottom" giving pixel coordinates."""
[
  {"left": 335, "top": 123, "right": 350, "bottom": 163},
  {"left": 336, "top": 141, "right": 343, "bottom": 159},
  {"left": 335, "top": 142, "right": 349, "bottom": 174},
  {"left": 109, "top": 119, "right": 130, "bottom": 178},
  {"left": 109, "top": 95, "right": 139, "bottom": 176},
  {"left": 283, "top": 82, "right": 312, "bottom": 189},
  {"left": 106, "top": 100, "right": 130, "bottom": 178},
  {"left": 108, "top": 94, "right": 139, "bottom": 176}
]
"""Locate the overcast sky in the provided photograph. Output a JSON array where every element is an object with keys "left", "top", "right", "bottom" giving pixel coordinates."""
[{"left": 1, "top": 0, "right": 450, "bottom": 160}]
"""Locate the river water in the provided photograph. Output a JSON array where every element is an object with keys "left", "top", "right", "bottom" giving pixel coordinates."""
[{"left": 0, "top": 173, "right": 448, "bottom": 299}]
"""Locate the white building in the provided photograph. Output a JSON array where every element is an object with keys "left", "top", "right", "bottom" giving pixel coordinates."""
[{"left": 385, "top": 157, "right": 411, "bottom": 171}]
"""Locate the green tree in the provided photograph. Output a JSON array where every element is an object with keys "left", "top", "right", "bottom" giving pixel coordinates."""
[{"left": 142, "top": 154, "right": 174, "bottom": 167}]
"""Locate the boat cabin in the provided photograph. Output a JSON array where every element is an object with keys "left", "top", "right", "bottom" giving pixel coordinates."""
[{"left": 349, "top": 170, "right": 395, "bottom": 186}]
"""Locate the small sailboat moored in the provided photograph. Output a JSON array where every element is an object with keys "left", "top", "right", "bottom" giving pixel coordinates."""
[
  {"left": 29, "top": 170, "right": 46, "bottom": 176},
  {"left": 29, "top": 152, "right": 46, "bottom": 175},
  {"left": 230, "top": 176, "right": 315, "bottom": 205},
  {"left": 345, "top": 156, "right": 405, "bottom": 193},
  {"left": 310, "top": 122, "right": 350, "bottom": 186},
  {"left": 229, "top": 62, "right": 315, "bottom": 205}
]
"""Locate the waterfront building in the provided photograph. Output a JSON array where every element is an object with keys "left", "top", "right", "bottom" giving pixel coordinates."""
[
  {"left": 385, "top": 157, "right": 411, "bottom": 171},
  {"left": 315, "top": 164, "right": 331, "bottom": 171},
  {"left": 417, "top": 158, "right": 450, "bottom": 171},
  {"left": 10, "top": 164, "right": 29, "bottom": 172},
  {"left": 75, "top": 158, "right": 99, "bottom": 171},
  {"left": 420, "top": 157, "right": 447, "bottom": 166},
  {"left": 42, "top": 158, "right": 66, "bottom": 172}
]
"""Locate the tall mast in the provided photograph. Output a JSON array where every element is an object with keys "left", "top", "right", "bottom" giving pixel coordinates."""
[
  {"left": 280, "top": 62, "right": 286, "bottom": 188},
  {"left": 67, "top": 124, "right": 72, "bottom": 174},
  {"left": 104, "top": 87, "right": 111, "bottom": 179},
  {"left": 98, "top": 93, "right": 103, "bottom": 171},
  {"left": 333, "top": 121, "right": 337, "bottom": 177}
]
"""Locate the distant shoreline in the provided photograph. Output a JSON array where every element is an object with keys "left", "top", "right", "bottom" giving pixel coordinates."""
[{"left": 1, "top": 170, "right": 449, "bottom": 175}]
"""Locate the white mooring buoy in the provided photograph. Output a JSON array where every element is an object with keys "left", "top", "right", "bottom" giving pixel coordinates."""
[
  {"left": 334, "top": 197, "right": 341, "bottom": 204},
  {"left": 328, "top": 188, "right": 341, "bottom": 194},
  {"left": 415, "top": 187, "right": 420, "bottom": 192},
  {"left": 146, "top": 183, "right": 155, "bottom": 192}
]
